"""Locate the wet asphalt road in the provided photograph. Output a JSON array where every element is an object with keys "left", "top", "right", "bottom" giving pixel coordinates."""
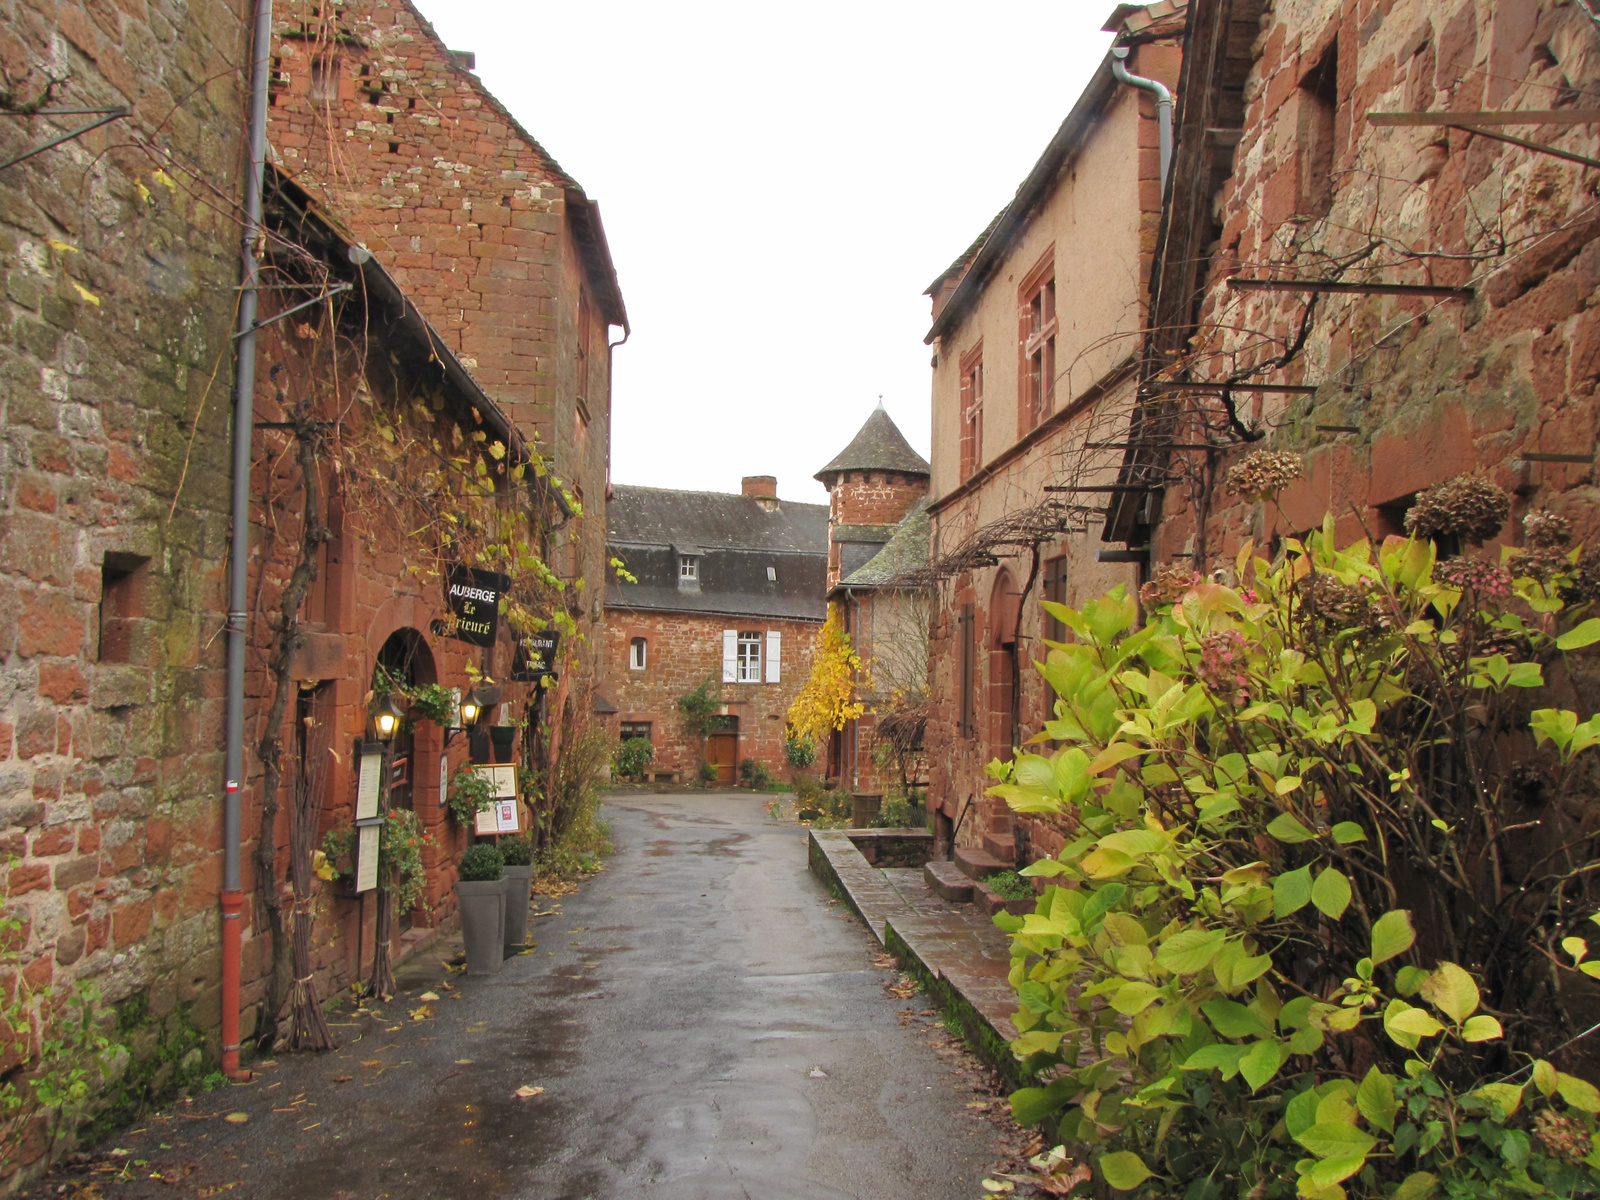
[{"left": 50, "top": 791, "right": 1000, "bottom": 1199}]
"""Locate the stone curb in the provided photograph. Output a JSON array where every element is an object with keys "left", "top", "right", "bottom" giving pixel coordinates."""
[{"left": 807, "top": 828, "right": 1029, "bottom": 1090}]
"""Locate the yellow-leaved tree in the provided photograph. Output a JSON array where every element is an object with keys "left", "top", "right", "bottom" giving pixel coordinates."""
[{"left": 786, "top": 602, "right": 865, "bottom": 745}]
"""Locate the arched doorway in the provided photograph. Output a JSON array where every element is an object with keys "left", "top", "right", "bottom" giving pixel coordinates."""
[{"left": 370, "top": 629, "right": 436, "bottom": 931}]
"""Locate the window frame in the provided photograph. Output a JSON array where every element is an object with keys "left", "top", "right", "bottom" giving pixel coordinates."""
[
  {"left": 735, "top": 630, "right": 763, "bottom": 683},
  {"left": 1017, "top": 248, "right": 1057, "bottom": 436},
  {"left": 678, "top": 554, "right": 699, "bottom": 581},
  {"left": 959, "top": 341, "right": 984, "bottom": 482},
  {"left": 620, "top": 721, "right": 653, "bottom": 743},
  {"left": 628, "top": 636, "right": 647, "bottom": 670}
]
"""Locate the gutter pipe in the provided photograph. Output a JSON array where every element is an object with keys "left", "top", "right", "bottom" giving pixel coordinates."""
[
  {"left": 222, "top": 0, "right": 273, "bottom": 1079},
  {"left": 1111, "top": 44, "right": 1173, "bottom": 196}
]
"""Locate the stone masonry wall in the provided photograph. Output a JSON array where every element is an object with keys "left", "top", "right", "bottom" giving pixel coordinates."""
[
  {"left": 605, "top": 609, "right": 821, "bottom": 780},
  {"left": 1155, "top": 0, "right": 1600, "bottom": 565},
  {"left": 0, "top": 0, "right": 247, "bottom": 1161}
]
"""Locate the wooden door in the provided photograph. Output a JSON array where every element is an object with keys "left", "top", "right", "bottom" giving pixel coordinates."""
[{"left": 706, "top": 733, "right": 737, "bottom": 785}]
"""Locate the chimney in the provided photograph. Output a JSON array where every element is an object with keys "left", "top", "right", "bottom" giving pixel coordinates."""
[{"left": 742, "top": 476, "right": 780, "bottom": 511}]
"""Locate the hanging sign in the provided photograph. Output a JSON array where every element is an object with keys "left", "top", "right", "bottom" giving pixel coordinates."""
[
  {"left": 443, "top": 566, "right": 510, "bottom": 647},
  {"left": 355, "top": 748, "right": 384, "bottom": 821},
  {"left": 470, "top": 765, "right": 521, "bottom": 835},
  {"left": 511, "top": 630, "right": 561, "bottom": 680},
  {"left": 355, "top": 824, "right": 381, "bottom": 893}
]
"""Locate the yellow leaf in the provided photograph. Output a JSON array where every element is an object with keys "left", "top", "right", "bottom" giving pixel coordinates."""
[
  {"left": 1534, "top": 1060, "right": 1558, "bottom": 1096},
  {"left": 46, "top": 238, "right": 79, "bottom": 255},
  {"left": 136, "top": 180, "right": 152, "bottom": 204},
  {"left": 514, "top": 1085, "right": 545, "bottom": 1099},
  {"left": 223, "top": 1112, "right": 249, "bottom": 1124},
  {"left": 70, "top": 281, "right": 100, "bottom": 306},
  {"left": 1558, "top": 1072, "right": 1600, "bottom": 1114},
  {"left": 153, "top": 168, "right": 177, "bottom": 192}
]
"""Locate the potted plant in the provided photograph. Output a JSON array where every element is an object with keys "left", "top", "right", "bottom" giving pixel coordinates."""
[
  {"left": 455, "top": 842, "right": 505, "bottom": 975},
  {"left": 448, "top": 765, "right": 495, "bottom": 829},
  {"left": 498, "top": 834, "right": 534, "bottom": 952}
]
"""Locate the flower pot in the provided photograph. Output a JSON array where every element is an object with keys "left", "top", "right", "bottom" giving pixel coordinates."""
[
  {"left": 850, "top": 793, "right": 883, "bottom": 829},
  {"left": 455, "top": 878, "right": 506, "bottom": 975},
  {"left": 489, "top": 726, "right": 517, "bottom": 763},
  {"left": 502, "top": 864, "right": 534, "bottom": 951}
]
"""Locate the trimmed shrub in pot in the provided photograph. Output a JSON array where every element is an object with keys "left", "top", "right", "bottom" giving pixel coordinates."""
[
  {"left": 498, "top": 834, "right": 534, "bottom": 951},
  {"left": 454, "top": 842, "right": 505, "bottom": 976}
]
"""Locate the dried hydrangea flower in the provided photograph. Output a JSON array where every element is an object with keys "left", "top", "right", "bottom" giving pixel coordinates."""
[
  {"left": 1404, "top": 475, "right": 1511, "bottom": 545},
  {"left": 1534, "top": 1110, "right": 1593, "bottom": 1166},
  {"left": 1139, "top": 563, "right": 1202, "bottom": 608},
  {"left": 1196, "top": 629, "right": 1252, "bottom": 705},
  {"left": 1224, "top": 449, "right": 1304, "bottom": 502},
  {"left": 1523, "top": 509, "right": 1573, "bottom": 552},
  {"left": 1433, "top": 556, "right": 1513, "bottom": 602},
  {"left": 1297, "top": 574, "right": 1375, "bottom": 630}
]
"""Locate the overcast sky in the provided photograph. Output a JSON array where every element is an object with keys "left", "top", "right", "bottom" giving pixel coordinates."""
[{"left": 413, "top": 1, "right": 1115, "bottom": 507}]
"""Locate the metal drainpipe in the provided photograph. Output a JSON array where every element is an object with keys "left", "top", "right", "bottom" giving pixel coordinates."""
[
  {"left": 1110, "top": 44, "right": 1172, "bottom": 195},
  {"left": 221, "top": 0, "right": 274, "bottom": 1079}
]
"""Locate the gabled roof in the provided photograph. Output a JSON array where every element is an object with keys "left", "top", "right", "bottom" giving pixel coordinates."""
[
  {"left": 815, "top": 405, "right": 930, "bottom": 483},
  {"left": 607, "top": 486, "right": 828, "bottom": 553}
]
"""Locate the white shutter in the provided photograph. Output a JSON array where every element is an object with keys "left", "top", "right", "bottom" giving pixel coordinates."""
[
  {"left": 765, "top": 631, "right": 781, "bottom": 683},
  {"left": 722, "top": 629, "right": 738, "bottom": 683}
]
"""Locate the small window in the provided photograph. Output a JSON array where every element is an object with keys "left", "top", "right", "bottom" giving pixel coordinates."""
[
  {"left": 1018, "top": 251, "right": 1056, "bottom": 434},
  {"left": 736, "top": 631, "right": 763, "bottom": 682},
  {"left": 959, "top": 343, "right": 984, "bottom": 481},
  {"left": 1043, "top": 556, "right": 1069, "bottom": 643},
  {"left": 628, "top": 637, "right": 647, "bottom": 670},
  {"left": 310, "top": 53, "right": 341, "bottom": 102},
  {"left": 766, "top": 566, "right": 777, "bottom": 581},
  {"left": 99, "top": 554, "right": 149, "bottom": 664},
  {"left": 679, "top": 555, "right": 698, "bottom": 580},
  {"left": 620, "top": 721, "right": 653, "bottom": 743},
  {"left": 1298, "top": 41, "right": 1339, "bottom": 217}
]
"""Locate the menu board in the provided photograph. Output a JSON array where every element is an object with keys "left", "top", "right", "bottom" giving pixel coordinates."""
[
  {"left": 355, "top": 749, "right": 384, "bottom": 821},
  {"left": 356, "top": 824, "right": 380, "bottom": 893},
  {"left": 471, "top": 765, "right": 521, "bottom": 835}
]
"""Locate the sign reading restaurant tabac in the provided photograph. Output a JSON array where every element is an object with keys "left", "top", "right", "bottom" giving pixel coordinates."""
[
  {"left": 444, "top": 566, "right": 510, "bottom": 646},
  {"left": 511, "top": 629, "right": 561, "bottom": 680}
]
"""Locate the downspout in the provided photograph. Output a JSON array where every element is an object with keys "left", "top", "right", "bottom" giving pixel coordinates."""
[
  {"left": 1110, "top": 45, "right": 1172, "bottom": 195},
  {"left": 222, "top": 0, "right": 274, "bottom": 1079}
]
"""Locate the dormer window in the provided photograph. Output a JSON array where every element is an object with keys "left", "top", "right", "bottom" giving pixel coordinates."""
[
  {"left": 679, "top": 555, "right": 699, "bottom": 581},
  {"left": 767, "top": 566, "right": 777, "bottom": 581}
]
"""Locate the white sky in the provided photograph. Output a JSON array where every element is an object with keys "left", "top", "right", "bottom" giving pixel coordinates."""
[{"left": 413, "top": 1, "right": 1116, "bottom": 507}]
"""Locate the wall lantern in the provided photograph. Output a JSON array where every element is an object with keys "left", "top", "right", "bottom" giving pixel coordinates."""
[
  {"left": 446, "top": 685, "right": 493, "bottom": 745},
  {"left": 373, "top": 695, "right": 405, "bottom": 741}
]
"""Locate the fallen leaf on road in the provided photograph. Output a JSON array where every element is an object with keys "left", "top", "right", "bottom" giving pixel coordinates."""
[
  {"left": 223, "top": 1113, "right": 249, "bottom": 1124},
  {"left": 418, "top": 991, "right": 441, "bottom": 1002},
  {"left": 981, "top": 1182, "right": 1015, "bottom": 1194},
  {"left": 808, "top": 1068, "right": 828, "bottom": 1078},
  {"left": 361, "top": 1060, "right": 382, "bottom": 1067},
  {"left": 384, "top": 1025, "right": 402, "bottom": 1032},
  {"left": 409, "top": 1005, "right": 434, "bottom": 1021},
  {"left": 514, "top": 1085, "right": 545, "bottom": 1099},
  {"left": 332, "top": 1075, "right": 352, "bottom": 1083},
  {"left": 967, "top": 1101, "right": 989, "bottom": 1109},
  {"left": 455, "top": 1059, "right": 474, "bottom": 1065},
  {"left": 465, "top": 1024, "right": 487, "bottom": 1033}
]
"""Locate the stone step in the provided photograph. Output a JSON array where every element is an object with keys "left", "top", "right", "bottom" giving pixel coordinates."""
[
  {"left": 982, "top": 833, "right": 1016, "bottom": 864},
  {"left": 955, "top": 845, "right": 1008, "bottom": 881},
  {"left": 923, "top": 859, "right": 974, "bottom": 904}
]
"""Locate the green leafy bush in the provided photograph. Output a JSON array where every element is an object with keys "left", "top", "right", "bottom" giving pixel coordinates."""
[
  {"left": 992, "top": 517, "right": 1600, "bottom": 1197},
  {"left": 785, "top": 734, "right": 818, "bottom": 770},
  {"left": 457, "top": 842, "right": 504, "bottom": 883},
  {"left": 447, "top": 766, "right": 494, "bottom": 827},
  {"left": 986, "top": 869, "right": 1034, "bottom": 902},
  {"left": 498, "top": 834, "right": 532, "bottom": 867},
  {"left": 875, "top": 790, "right": 927, "bottom": 829},
  {"left": 697, "top": 761, "right": 719, "bottom": 786},
  {"left": 615, "top": 736, "right": 655, "bottom": 780}
]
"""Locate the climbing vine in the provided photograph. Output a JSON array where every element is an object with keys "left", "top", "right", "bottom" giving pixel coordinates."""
[{"left": 786, "top": 603, "right": 865, "bottom": 745}]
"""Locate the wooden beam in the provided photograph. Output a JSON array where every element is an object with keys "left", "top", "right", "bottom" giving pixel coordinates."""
[
  {"left": 1520, "top": 452, "right": 1594, "bottom": 464},
  {"left": 1146, "top": 379, "right": 1321, "bottom": 394},
  {"left": 1368, "top": 110, "right": 1600, "bottom": 126},
  {"left": 1227, "top": 278, "right": 1474, "bottom": 299},
  {"left": 1447, "top": 125, "right": 1600, "bottom": 171},
  {"left": 1044, "top": 485, "right": 1165, "bottom": 493}
]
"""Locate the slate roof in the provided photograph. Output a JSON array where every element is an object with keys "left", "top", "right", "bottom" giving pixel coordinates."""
[
  {"left": 606, "top": 485, "right": 829, "bottom": 621},
  {"left": 815, "top": 405, "right": 931, "bottom": 482},
  {"left": 834, "top": 498, "right": 931, "bottom": 593}
]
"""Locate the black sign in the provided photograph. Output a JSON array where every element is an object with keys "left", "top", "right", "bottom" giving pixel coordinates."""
[
  {"left": 443, "top": 567, "right": 509, "bottom": 646},
  {"left": 512, "top": 630, "right": 561, "bottom": 680}
]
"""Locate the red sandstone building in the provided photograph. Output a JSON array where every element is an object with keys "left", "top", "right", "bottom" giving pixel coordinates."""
[{"left": 604, "top": 479, "right": 827, "bottom": 783}]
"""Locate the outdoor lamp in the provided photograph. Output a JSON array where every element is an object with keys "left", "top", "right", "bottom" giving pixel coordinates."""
[
  {"left": 459, "top": 686, "right": 491, "bottom": 727},
  {"left": 373, "top": 696, "right": 405, "bottom": 741}
]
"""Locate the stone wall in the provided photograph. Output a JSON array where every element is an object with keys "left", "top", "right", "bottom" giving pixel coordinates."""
[
  {"left": 1154, "top": 0, "right": 1600, "bottom": 564},
  {"left": 0, "top": 0, "right": 247, "bottom": 1165}
]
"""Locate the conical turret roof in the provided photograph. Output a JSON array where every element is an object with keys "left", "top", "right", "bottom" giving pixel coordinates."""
[{"left": 815, "top": 403, "right": 930, "bottom": 483}]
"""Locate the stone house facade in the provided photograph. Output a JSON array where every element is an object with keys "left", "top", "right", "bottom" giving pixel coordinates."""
[
  {"left": 265, "top": 0, "right": 626, "bottom": 692},
  {"left": 604, "top": 480, "right": 827, "bottom": 784},
  {"left": 0, "top": 0, "right": 249, "bottom": 1168},
  {"left": 919, "top": 5, "right": 1186, "bottom": 866},
  {"left": 816, "top": 407, "right": 933, "bottom": 795},
  {"left": 1105, "top": 0, "right": 1600, "bottom": 572}
]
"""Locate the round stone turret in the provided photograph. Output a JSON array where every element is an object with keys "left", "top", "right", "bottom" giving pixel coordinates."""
[{"left": 815, "top": 404, "right": 931, "bottom": 530}]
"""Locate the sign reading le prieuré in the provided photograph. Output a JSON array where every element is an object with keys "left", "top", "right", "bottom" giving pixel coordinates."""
[{"left": 445, "top": 566, "right": 510, "bottom": 646}]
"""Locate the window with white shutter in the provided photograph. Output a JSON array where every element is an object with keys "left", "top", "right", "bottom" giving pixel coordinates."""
[
  {"left": 736, "top": 631, "right": 762, "bottom": 682},
  {"left": 721, "top": 629, "right": 738, "bottom": 683},
  {"left": 765, "top": 631, "right": 781, "bottom": 682}
]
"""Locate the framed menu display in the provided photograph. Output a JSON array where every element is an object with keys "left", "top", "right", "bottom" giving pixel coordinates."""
[{"left": 471, "top": 765, "right": 521, "bottom": 835}]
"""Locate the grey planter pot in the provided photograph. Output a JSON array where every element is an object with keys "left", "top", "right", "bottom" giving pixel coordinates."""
[
  {"left": 455, "top": 878, "right": 506, "bottom": 975},
  {"left": 502, "top": 864, "right": 534, "bottom": 951}
]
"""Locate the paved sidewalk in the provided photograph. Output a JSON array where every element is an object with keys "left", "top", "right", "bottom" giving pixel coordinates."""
[
  {"left": 26, "top": 792, "right": 1005, "bottom": 1200},
  {"left": 807, "top": 831, "right": 1023, "bottom": 1087}
]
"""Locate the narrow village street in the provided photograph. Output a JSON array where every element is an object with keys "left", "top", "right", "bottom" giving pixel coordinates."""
[{"left": 26, "top": 793, "right": 1006, "bottom": 1200}]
